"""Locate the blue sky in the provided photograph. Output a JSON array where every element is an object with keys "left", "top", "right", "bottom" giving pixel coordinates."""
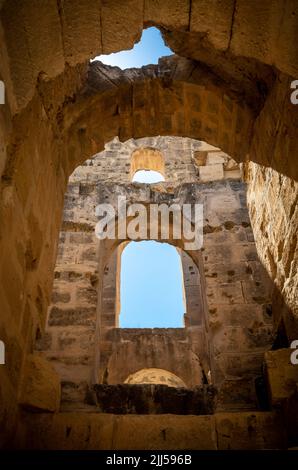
[
  {"left": 132, "top": 170, "right": 165, "bottom": 183},
  {"left": 119, "top": 241, "right": 185, "bottom": 328},
  {"left": 93, "top": 27, "right": 173, "bottom": 69}
]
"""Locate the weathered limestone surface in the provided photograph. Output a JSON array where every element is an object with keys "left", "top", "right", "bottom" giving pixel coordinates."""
[
  {"left": 36, "top": 137, "right": 274, "bottom": 414},
  {"left": 0, "top": 62, "right": 295, "bottom": 440},
  {"left": 100, "top": 329, "right": 204, "bottom": 389},
  {"left": 92, "top": 384, "right": 216, "bottom": 415},
  {"left": 0, "top": 1, "right": 297, "bottom": 450},
  {"left": 60, "top": 0, "right": 102, "bottom": 65},
  {"left": 265, "top": 349, "right": 298, "bottom": 407},
  {"left": 17, "top": 411, "right": 285, "bottom": 450},
  {"left": 19, "top": 354, "right": 61, "bottom": 412},
  {"left": 215, "top": 411, "right": 286, "bottom": 450},
  {"left": 245, "top": 162, "right": 298, "bottom": 340},
  {"left": 1, "top": 0, "right": 297, "bottom": 109}
]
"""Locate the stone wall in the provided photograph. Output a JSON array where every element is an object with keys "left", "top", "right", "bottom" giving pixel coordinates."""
[
  {"left": 245, "top": 162, "right": 298, "bottom": 341},
  {"left": 100, "top": 328, "right": 204, "bottom": 388},
  {"left": 36, "top": 227, "right": 99, "bottom": 401},
  {"left": 0, "top": 61, "right": 296, "bottom": 443},
  {"left": 17, "top": 411, "right": 286, "bottom": 450},
  {"left": 36, "top": 137, "right": 274, "bottom": 412},
  {"left": 72, "top": 136, "right": 199, "bottom": 185},
  {"left": 70, "top": 136, "right": 240, "bottom": 186},
  {"left": 0, "top": 0, "right": 297, "bottom": 448}
]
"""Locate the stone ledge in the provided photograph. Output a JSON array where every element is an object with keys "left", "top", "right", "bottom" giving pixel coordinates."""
[
  {"left": 17, "top": 411, "right": 285, "bottom": 450},
  {"left": 92, "top": 384, "right": 217, "bottom": 415}
]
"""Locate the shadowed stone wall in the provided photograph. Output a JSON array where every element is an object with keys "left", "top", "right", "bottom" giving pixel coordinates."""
[{"left": 245, "top": 162, "right": 298, "bottom": 342}]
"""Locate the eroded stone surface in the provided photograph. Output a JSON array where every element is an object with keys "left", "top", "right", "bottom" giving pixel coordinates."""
[
  {"left": 92, "top": 384, "right": 216, "bottom": 415},
  {"left": 36, "top": 137, "right": 274, "bottom": 415},
  {"left": 19, "top": 354, "right": 61, "bottom": 412},
  {"left": 265, "top": 349, "right": 298, "bottom": 407},
  {"left": 0, "top": 1, "right": 297, "bottom": 449},
  {"left": 17, "top": 411, "right": 285, "bottom": 450}
]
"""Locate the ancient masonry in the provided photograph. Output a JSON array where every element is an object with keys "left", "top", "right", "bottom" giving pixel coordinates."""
[
  {"left": 0, "top": 0, "right": 297, "bottom": 450},
  {"left": 36, "top": 136, "right": 272, "bottom": 414}
]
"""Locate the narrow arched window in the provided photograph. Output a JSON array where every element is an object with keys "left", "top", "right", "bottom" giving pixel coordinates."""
[
  {"left": 119, "top": 241, "right": 186, "bottom": 328},
  {"left": 131, "top": 148, "right": 165, "bottom": 183}
]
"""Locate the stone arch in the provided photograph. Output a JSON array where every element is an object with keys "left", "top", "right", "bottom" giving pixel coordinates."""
[
  {"left": 124, "top": 368, "right": 187, "bottom": 388},
  {"left": 94, "top": 213, "right": 210, "bottom": 386},
  {"left": 95, "top": 212, "right": 204, "bottom": 271},
  {"left": 1, "top": 1, "right": 297, "bottom": 111},
  {"left": 65, "top": 72, "right": 254, "bottom": 176},
  {"left": 36, "top": 141, "right": 278, "bottom": 414},
  {"left": 0, "top": 1, "right": 297, "bottom": 448},
  {"left": 130, "top": 147, "right": 165, "bottom": 181}
]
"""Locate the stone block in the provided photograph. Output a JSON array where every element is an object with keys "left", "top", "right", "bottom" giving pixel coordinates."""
[
  {"left": 206, "top": 191, "right": 241, "bottom": 218},
  {"left": 216, "top": 411, "right": 286, "bottom": 449},
  {"left": 114, "top": 415, "right": 217, "bottom": 450},
  {"left": 48, "top": 307, "right": 96, "bottom": 326},
  {"left": 19, "top": 354, "right": 60, "bottom": 412},
  {"left": 213, "top": 324, "right": 272, "bottom": 353},
  {"left": 61, "top": 0, "right": 102, "bottom": 64},
  {"left": 208, "top": 304, "right": 264, "bottom": 328},
  {"left": 22, "top": 413, "right": 115, "bottom": 450},
  {"left": 51, "top": 290, "right": 71, "bottom": 304},
  {"left": 265, "top": 348, "right": 298, "bottom": 406},
  {"left": 199, "top": 164, "right": 224, "bottom": 182},
  {"left": 144, "top": 0, "right": 189, "bottom": 29},
  {"left": 242, "top": 279, "right": 271, "bottom": 304},
  {"left": 216, "top": 378, "right": 257, "bottom": 408},
  {"left": 190, "top": 0, "right": 235, "bottom": 50},
  {"left": 206, "top": 281, "right": 244, "bottom": 305},
  {"left": 193, "top": 150, "right": 207, "bottom": 166},
  {"left": 18, "top": 410, "right": 289, "bottom": 450},
  {"left": 218, "top": 352, "right": 265, "bottom": 377},
  {"left": 101, "top": 0, "right": 143, "bottom": 54},
  {"left": 76, "top": 286, "right": 97, "bottom": 305},
  {"left": 224, "top": 169, "right": 241, "bottom": 179},
  {"left": 206, "top": 151, "right": 226, "bottom": 165}
]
